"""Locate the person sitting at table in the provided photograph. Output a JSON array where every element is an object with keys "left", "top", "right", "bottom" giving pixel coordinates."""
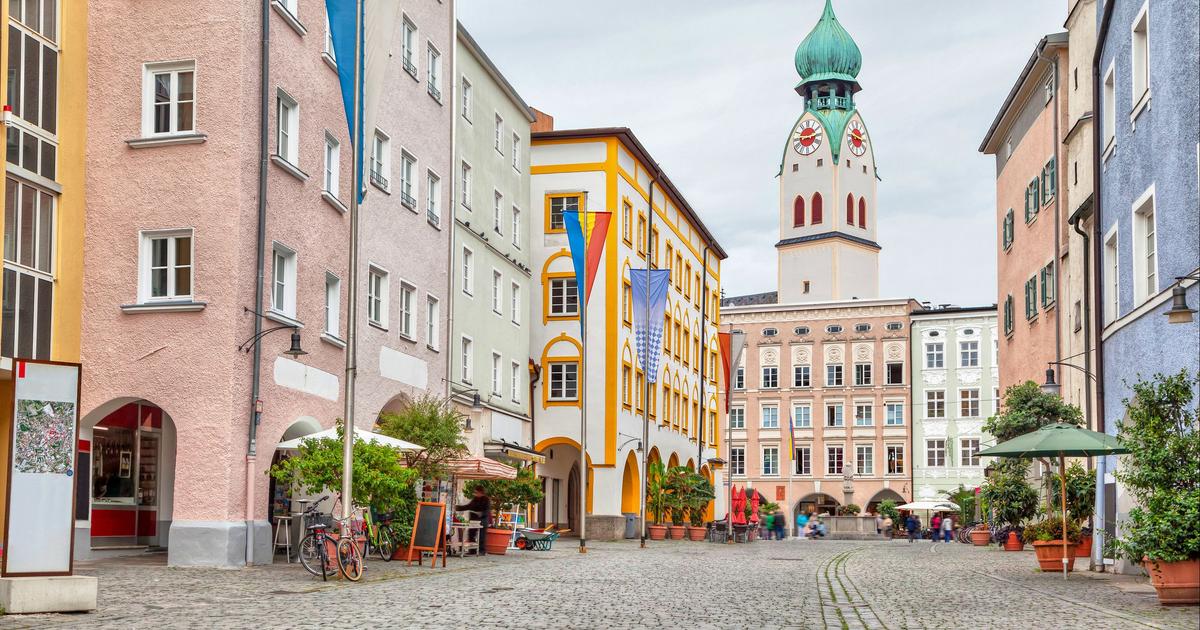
[{"left": 455, "top": 485, "right": 491, "bottom": 556}]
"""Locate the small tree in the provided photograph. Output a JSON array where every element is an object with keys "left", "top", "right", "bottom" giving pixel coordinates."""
[
  {"left": 942, "top": 485, "right": 977, "bottom": 522},
  {"left": 981, "top": 469, "right": 1039, "bottom": 528},
  {"left": 466, "top": 464, "right": 544, "bottom": 527},
  {"left": 839, "top": 503, "right": 861, "bottom": 516},
  {"left": 376, "top": 394, "right": 469, "bottom": 481},
  {"left": 686, "top": 474, "right": 715, "bottom": 527},
  {"left": 877, "top": 499, "right": 900, "bottom": 523},
  {"left": 645, "top": 460, "right": 668, "bottom": 525},
  {"left": 663, "top": 466, "right": 694, "bottom": 526},
  {"left": 1049, "top": 462, "right": 1096, "bottom": 525},
  {"left": 985, "top": 381, "right": 1085, "bottom": 497}
]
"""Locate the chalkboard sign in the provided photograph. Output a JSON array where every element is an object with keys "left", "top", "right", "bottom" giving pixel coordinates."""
[{"left": 406, "top": 502, "right": 446, "bottom": 568}]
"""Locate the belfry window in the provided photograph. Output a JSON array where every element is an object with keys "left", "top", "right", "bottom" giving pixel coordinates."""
[
  {"left": 845, "top": 194, "right": 854, "bottom": 225},
  {"left": 811, "top": 193, "right": 823, "bottom": 224},
  {"left": 858, "top": 198, "right": 866, "bottom": 228},
  {"left": 793, "top": 196, "right": 805, "bottom": 227}
]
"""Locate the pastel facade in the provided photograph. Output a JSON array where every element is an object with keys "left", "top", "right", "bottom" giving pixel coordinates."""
[
  {"left": 909, "top": 308, "right": 998, "bottom": 501},
  {"left": 529, "top": 126, "right": 726, "bottom": 538},
  {"left": 450, "top": 25, "right": 536, "bottom": 460},
  {"left": 980, "top": 34, "right": 1069, "bottom": 394}
]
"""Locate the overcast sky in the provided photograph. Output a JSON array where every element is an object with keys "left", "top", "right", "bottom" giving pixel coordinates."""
[{"left": 458, "top": 0, "right": 1066, "bottom": 306}]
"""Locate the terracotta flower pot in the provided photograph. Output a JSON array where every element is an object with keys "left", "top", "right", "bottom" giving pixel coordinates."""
[
  {"left": 647, "top": 524, "right": 668, "bottom": 540},
  {"left": 1032, "top": 540, "right": 1076, "bottom": 573},
  {"left": 484, "top": 528, "right": 511, "bottom": 555},
  {"left": 686, "top": 526, "right": 707, "bottom": 541},
  {"left": 1004, "top": 531, "right": 1024, "bottom": 551},
  {"left": 391, "top": 544, "right": 412, "bottom": 561},
  {"left": 1074, "top": 535, "right": 1092, "bottom": 558},
  {"left": 668, "top": 525, "right": 686, "bottom": 540},
  {"left": 970, "top": 527, "right": 992, "bottom": 547},
  {"left": 1143, "top": 557, "right": 1200, "bottom": 605}
]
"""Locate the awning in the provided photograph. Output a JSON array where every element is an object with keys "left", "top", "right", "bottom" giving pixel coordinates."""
[
  {"left": 897, "top": 501, "right": 959, "bottom": 512},
  {"left": 484, "top": 440, "right": 545, "bottom": 464},
  {"left": 444, "top": 456, "right": 517, "bottom": 480},
  {"left": 276, "top": 427, "right": 422, "bottom": 452}
]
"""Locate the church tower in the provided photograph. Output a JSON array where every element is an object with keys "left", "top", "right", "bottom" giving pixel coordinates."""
[{"left": 777, "top": 0, "right": 880, "bottom": 303}]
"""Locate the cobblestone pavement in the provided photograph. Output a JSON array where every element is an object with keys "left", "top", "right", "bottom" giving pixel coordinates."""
[{"left": 3, "top": 539, "right": 1196, "bottom": 629}]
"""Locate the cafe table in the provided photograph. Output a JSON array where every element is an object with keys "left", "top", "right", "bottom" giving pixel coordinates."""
[{"left": 449, "top": 521, "right": 482, "bottom": 557}]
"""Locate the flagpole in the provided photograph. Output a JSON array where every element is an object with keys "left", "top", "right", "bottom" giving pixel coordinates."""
[
  {"left": 340, "top": 0, "right": 363, "bottom": 526},
  {"left": 578, "top": 205, "right": 588, "bottom": 554},
  {"left": 640, "top": 183, "right": 655, "bottom": 548}
]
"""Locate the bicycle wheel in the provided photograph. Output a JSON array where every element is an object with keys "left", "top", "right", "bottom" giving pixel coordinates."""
[
  {"left": 298, "top": 533, "right": 335, "bottom": 580},
  {"left": 337, "top": 536, "right": 364, "bottom": 582},
  {"left": 376, "top": 528, "right": 395, "bottom": 562}
]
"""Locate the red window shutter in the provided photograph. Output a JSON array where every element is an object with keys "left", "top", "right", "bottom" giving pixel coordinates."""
[
  {"left": 858, "top": 198, "right": 867, "bottom": 228},
  {"left": 793, "top": 196, "right": 805, "bottom": 227},
  {"left": 846, "top": 194, "right": 855, "bottom": 225},
  {"left": 811, "top": 193, "right": 823, "bottom": 224}
]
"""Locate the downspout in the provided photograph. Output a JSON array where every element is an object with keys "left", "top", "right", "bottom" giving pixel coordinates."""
[
  {"left": 1069, "top": 208, "right": 1094, "bottom": 564},
  {"left": 1090, "top": 0, "right": 1115, "bottom": 572},
  {"left": 245, "top": 0, "right": 271, "bottom": 567},
  {"left": 445, "top": 10, "right": 458, "bottom": 399},
  {"left": 698, "top": 247, "right": 709, "bottom": 470}
]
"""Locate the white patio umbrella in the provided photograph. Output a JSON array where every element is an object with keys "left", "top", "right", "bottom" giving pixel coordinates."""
[
  {"left": 898, "top": 501, "right": 960, "bottom": 540},
  {"left": 276, "top": 426, "right": 422, "bottom": 452}
]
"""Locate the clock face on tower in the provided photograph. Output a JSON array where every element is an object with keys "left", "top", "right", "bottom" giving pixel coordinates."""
[
  {"left": 792, "top": 120, "right": 823, "bottom": 156},
  {"left": 846, "top": 121, "right": 867, "bottom": 156}
]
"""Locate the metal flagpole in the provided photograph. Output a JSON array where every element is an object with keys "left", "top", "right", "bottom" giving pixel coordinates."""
[
  {"left": 578, "top": 205, "right": 588, "bottom": 554},
  {"left": 726, "top": 324, "right": 734, "bottom": 543},
  {"left": 639, "top": 183, "right": 655, "bottom": 548},
  {"left": 340, "top": 0, "right": 363, "bottom": 526}
]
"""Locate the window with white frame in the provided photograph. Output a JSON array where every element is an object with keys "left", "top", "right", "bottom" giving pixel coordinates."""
[
  {"left": 426, "top": 294, "right": 439, "bottom": 349},
  {"left": 761, "top": 366, "right": 779, "bottom": 389},
  {"left": 511, "top": 360, "right": 521, "bottom": 401},
  {"left": 548, "top": 277, "right": 578, "bottom": 316},
  {"left": 511, "top": 133, "right": 520, "bottom": 171},
  {"left": 367, "top": 265, "right": 387, "bottom": 327},
  {"left": 548, "top": 361, "right": 578, "bottom": 401},
  {"left": 511, "top": 207, "right": 521, "bottom": 248},
  {"left": 1104, "top": 229, "right": 1119, "bottom": 322},
  {"left": 371, "top": 131, "right": 390, "bottom": 190},
  {"left": 1132, "top": 190, "right": 1157, "bottom": 303},
  {"left": 324, "top": 273, "right": 340, "bottom": 336},
  {"left": 426, "top": 44, "right": 441, "bottom": 101},
  {"left": 399, "top": 151, "right": 416, "bottom": 208},
  {"left": 6, "top": 182, "right": 55, "bottom": 355},
  {"left": 401, "top": 18, "right": 417, "bottom": 77},
  {"left": 925, "top": 342, "right": 944, "bottom": 368},
  {"left": 460, "top": 336, "right": 473, "bottom": 383},
  {"left": 926, "top": 390, "right": 945, "bottom": 419},
  {"left": 734, "top": 365, "right": 745, "bottom": 389},
  {"left": 494, "top": 114, "right": 503, "bottom": 153},
  {"left": 398, "top": 281, "right": 415, "bottom": 339},
  {"left": 886, "top": 445, "right": 904, "bottom": 474},
  {"left": 323, "top": 134, "right": 340, "bottom": 195},
  {"left": 493, "top": 191, "right": 503, "bottom": 233},
  {"left": 761, "top": 405, "right": 779, "bottom": 429},
  {"left": 926, "top": 439, "right": 946, "bottom": 467},
  {"left": 1131, "top": 4, "right": 1150, "bottom": 106},
  {"left": 885, "top": 402, "right": 904, "bottom": 425},
  {"left": 885, "top": 362, "right": 903, "bottom": 384},
  {"left": 795, "top": 446, "right": 811, "bottom": 475},
  {"left": 856, "top": 445, "right": 874, "bottom": 475},
  {"left": 510, "top": 281, "right": 520, "bottom": 325},
  {"left": 491, "top": 352, "right": 502, "bottom": 394},
  {"left": 825, "top": 403, "right": 844, "bottom": 427},
  {"left": 762, "top": 447, "right": 779, "bottom": 476},
  {"left": 461, "top": 247, "right": 474, "bottom": 296},
  {"left": 143, "top": 62, "right": 196, "bottom": 136},
  {"left": 276, "top": 91, "right": 299, "bottom": 165},
  {"left": 826, "top": 446, "right": 844, "bottom": 475},
  {"left": 460, "top": 161, "right": 472, "bottom": 208},
  {"left": 826, "top": 364, "right": 843, "bottom": 386},
  {"left": 278, "top": 0, "right": 298, "bottom": 18},
  {"left": 427, "top": 171, "right": 441, "bottom": 225},
  {"left": 794, "top": 365, "right": 811, "bottom": 387},
  {"left": 793, "top": 404, "right": 812, "bottom": 428},
  {"left": 854, "top": 363, "right": 872, "bottom": 386},
  {"left": 491, "top": 270, "right": 502, "bottom": 314},
  {"left": 728, "top": 407, "right": 745, "bottom": 429},
  {"left": 271, "top": 245, "right": 297, "bottom": 317},
  {"left": 961, "top": 438, "right": 981, "bottom": 467},
  {"left": 460, "top": 76, "right": 472, "bottom": 121},
  {"left": 730, "top": 447, "right": 745, "bottom": 476},
  {"left": 854, "top": 403, "right": 873, "bottom": 426},
  {"left": 960, "top": 388, "right": 980, "bottom": 418},
  {"left": 959, "top": 340, "right": 979, "bottom": 367},
  {"left": 140, "top": 230, "right": 193, "bottom": 302},
  {"left": 1102, "top": 64, "right": 1115, "bottom": 151},
  {"left": 324, "top": 12, "right": 335, "bottom": 61}
]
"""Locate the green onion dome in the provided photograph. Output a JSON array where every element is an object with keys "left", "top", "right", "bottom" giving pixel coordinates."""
[{"left": 794, "top": 0, "right": 862, "bottom": 89}]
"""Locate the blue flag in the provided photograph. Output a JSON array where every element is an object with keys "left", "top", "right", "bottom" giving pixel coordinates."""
[{"left": 629, "top": 269, "right": 671, "bottom": 383}]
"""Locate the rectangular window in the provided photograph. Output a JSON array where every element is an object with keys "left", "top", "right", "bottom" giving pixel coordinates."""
[
  {"left": 548, "top": 361, "right": 579, "bottom": 401},
  {"left": 1002, "top": 209, "right": 1014, "bottom": 250},
  {"left": 493, "top": 191, "right": 503, "bottom": 234},
  {"left": 1004, "top": 295, "right": 1014, "bottom": 335},
  {"left": 1025, "top": 179, "right": 1040, "bottom": 222},
  {"left": 761, "top": 406, "right": 779, "bottom": 429},
  {"left": 276, "top": 91, "right": 299, "bottom": 165},
  {"left": 854, "top": 404, "right": 873, "bottom": 426},
  {"left": 825, "top": 403, "right": 844, "bottom": 428},
  {"left": 961, "top": 438, "right": 981, "bottom": 467},
  {"left": 959, "top": 341, "right": 979, "bottom": 367},
  {"left": 729, "top": 407, "right": 745, "bottom": 429},
  {"left": 548, "top": 277, "right": 579, "bottom": 317},
  {"left": 460, "top": 161, "right": 472, "bottom": 208},
  {"left": 9, "top": 0, "right": 57, "bottom": 41},
  {"left": 324, "top": 273, "right": 340, "bottom": 336},
  {"left": 761, "top": 366, "right": 779, "bottom": 389},
  {"left": 1, "top": 178, "right": 53, "bottom": 359},
  {"left": 460, "top": 336, "right": 473, "bottom": 383},
  {"left": 762, "top": 447, "right": 779, "bottom": 476},
  {"left": 730, "top": 447, "right": 745, "bottom": 476},
  {"left": 1133, "top": 192, "right": 1157, "bottom": 302},
  {"left": 426, "top": 171, "right": 441, "bottom": 226},
  {"left": 960, "top": 388, "right": 980, "bottom": 418},
  {"left": 885, "top": 402, "right": 904, "bottom": 425},
  {"left": 925, "top": 390, "right": 945, "bottom": 419},
  {"left": 399, "top": 151, "right": 416, "bottom": 209},
  {"left": 512, "top": 133, "right": 521, "bottom": 171},
  {"left": 1040, "top": 263, "right": 1056, "bottom": 309},
  {"left": 1104, "top": 230, "right": 1119, "bottom": 322},
  {"left": 793, "top": 365, "right": 811, "bottom": 388},
  {"left": 925, "top": 342, "right": 944, "bottom": 368},
  {"left": 426, "top": 295, "right": 439, "bottom": 350},
  {"left": 139, "top": 229, "right": 192, "bottom": 302},
  {"left": 271, "top": 245, "right": 297, "bottom": 317},
  {"left": 398, "top": 281, "right": 415, "bottom": 339},
  {"left": 1025, "top": 276, "right": 1038, "bottom": 320},
  {"left": 494, "top": 114, "right": 503, "bottom": 153},
  {"left": 886, "top": 445, "right": 904, "bottom": 474},
  {"left": 371, "top": 131, "right": 390, "bottom": 190},
  {"left": 734, "top": 365, "right": 744, "bottom": 390},
  {"left": 1131, "top": 6, "right": 1150, "bottom": 103},
  {"left": 323, "top": 135, "right": 340, "bottom": 195},
  {"left": 511, "top": 361, "right": 521, "bottom": 401},
  {"left": 622, "top": 201, "right": 632, "bottom": 243},
  {"left": 490, "top": 270, "right": 502, "bottom": 314},
  {"left": 885, "top": 362, "right": 903, "bottom": 385},
  {"left": 826, "top": 446, "right": 844, "bottom": 475},
  {"left": 143, "top": 61, "right": 195, "bottom": 137},
  {"left": 511, "top": 207, "right": 521, "bottom": 248},
  {"left": 1041, "top": 157, "right": 1057, "bottom": 200},
  {"left": 548, "top": 194, "right": 578, "bottom": 232},
  {"left": 793, "top": 404, "right": 812, "bottom": 428},
  {"left": 510, "top": 282, "right": 520, "bottom": 325},
  {"left": 491, "top": 352, "right": 502, "bottom": 394},
  {"left": 1102, "top": 65, "right": 1115, "bottom": 151},
  {"left": 856, "top": 445, "right": 874, "bottom": 475},
  {"left": 460, "top": 76, "right": 472, "bottom": 121},
  {"left": 794, "top": 446, "right": 811, "bottom": 475},
  {"left": 367, "top": 265, "right": 387, "bottom": 327},
  {"left": 401, "top": 18, "right": 417, "bottom": 77},
  {"left": 926, "top": 439, "right": 946, "bottom": 467},
  {"left": 826, "top": 364, "right": 843, "bottom": 386},
  {"left": 854, "top": 363, "right": 872, "bottom": 386},
  {"left": 461, "top": 247, "right": 474, "bottom": 296},
  {"left": 426, "top": 44, "right": 441, "bottom": 101}
]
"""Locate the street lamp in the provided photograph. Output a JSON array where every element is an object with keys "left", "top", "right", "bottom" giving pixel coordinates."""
[
  {"left": 1040, "top": 367, "right": 1060, "bottom": 397},
  {"left": 237, "top": 308, "right": 307, "bottom": 357},
  {"left": 1164, "top": 283, "right": 1196, "bottom": 324}
]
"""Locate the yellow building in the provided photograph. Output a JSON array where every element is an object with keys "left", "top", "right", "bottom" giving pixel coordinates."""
[{"left": 525, "top": 122, "right": 727, "bottom": 538}]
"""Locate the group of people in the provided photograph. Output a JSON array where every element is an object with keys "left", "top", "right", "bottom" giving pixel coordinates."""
[
  {"left": 900, "top": 512, "right": 956, "bottom": 542},
  {"left": 757, "top": 510, "right": 829, "bottom": 540},
  {"left": 756, "top": 508, "right": 958, "bottom": 542}
]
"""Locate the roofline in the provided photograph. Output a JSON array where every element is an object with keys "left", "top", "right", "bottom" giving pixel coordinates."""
[
  {"left": 910, "top": 305, "right": 998, "bottom": 317},
  {"left": 776, "top": 231, "right": 881, "bottom": 251},
  {"left": 531, "top": 127, "right": 728, "bottom": 259},
  {"left": 979, "top": 32, "right": 1068, "bottom": 153},
  {"left": 721, "top": 296, "right": 922, "bottom": 315},
  {"left": 457, "top": 22, "right": 537, "bottom": 124}
]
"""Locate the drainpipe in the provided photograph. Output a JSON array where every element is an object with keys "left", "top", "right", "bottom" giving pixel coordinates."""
[
  {"left": 698, "top": 246, "right": 709, "bottom": 469},
  {"left": 1089, "top": 0, "right": 1115, "bottom": 573},
  {"left": 245, "top": 0, "right": 271, "bottom": 567},
  {"left": 444, "top": 9, "right": 459, "bottom": 400},
  {"left": 1069, "top": 204, "right": 1094, "bottom": 567}
]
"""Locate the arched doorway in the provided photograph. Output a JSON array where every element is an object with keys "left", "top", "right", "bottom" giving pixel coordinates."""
[
  {"left": 865, "top": 489, "right": 906, "bottom": 515},
  {"left": 567, "top": 464, "right": 580, "bottom": 533},
  {"left": 534, "top": 438, "right": 591, "bottom": 533},
  {"left": 267, "top": 416, "right": 324, "bottom": 550},
  {"left": 700, "top": 465, "right": 715, "bottom": 521},
  {"left": 81, "top": 400, "right": 177, "bottom": 553},
  {"left": 685, "top": 458, "right": 695, "bottom": 472},
  {"left": 795, "top": 493, "right": 840, "bottom": 520},
  {"left": 667, "top": 453, "right": 679, "bottom": 469},
  {"left": 620, "top": 451, "right": 640, "bottom": 514}
]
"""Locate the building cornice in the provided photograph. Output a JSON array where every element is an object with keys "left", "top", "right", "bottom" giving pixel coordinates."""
[{"left": 775, "top": 231, "right": 881, "bottom": 251}]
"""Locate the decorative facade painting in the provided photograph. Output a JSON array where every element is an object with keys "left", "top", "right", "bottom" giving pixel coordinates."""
[{"left": 13, "top": 399, "right": 77, "bottom": 474}]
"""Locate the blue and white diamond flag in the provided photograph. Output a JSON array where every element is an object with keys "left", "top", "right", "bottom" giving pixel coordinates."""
[{"left": 629, "top": 269, "right": 671, "bottom": 383}]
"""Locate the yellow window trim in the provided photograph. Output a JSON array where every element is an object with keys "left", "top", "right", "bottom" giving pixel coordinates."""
[{"left": 544, "top": 191, "right": 583, "bottom": 235}]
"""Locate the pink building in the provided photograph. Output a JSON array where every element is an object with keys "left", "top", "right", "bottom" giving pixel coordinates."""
[{"left": 78, "top": 0, "right": 451, "bottom": 567}]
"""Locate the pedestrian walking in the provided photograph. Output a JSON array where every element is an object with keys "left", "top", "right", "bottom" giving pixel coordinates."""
[
  {"left": 773, "top": 509, "right": 786, "bottom": 540},
  {"left": 796, "top": 511, "right": 809, "bottom": 539},
  {"left": 906, "top": 514, "right": 920, "bottom": 543},
  {"left": 874, "top": 512, "right": 882, "bottom": 535},
  {"left": 882, "top": 515, "right": 893, "bottom": 540},
  {"left": 930, "top": 514, "right": 941, "bottom": 542},
  {"left": 942, "top": 513, "right": 954, "bottom": 543},
  {"left": 763, "top": 512, "right": 775, "bottom": 540}
]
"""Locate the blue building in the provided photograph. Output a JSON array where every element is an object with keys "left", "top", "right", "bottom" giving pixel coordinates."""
[{"left": 1093, "top": 0, "right": 1199, "bottom": 568}]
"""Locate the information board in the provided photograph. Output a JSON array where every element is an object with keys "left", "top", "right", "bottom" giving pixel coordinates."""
[
  {"left": 3, "top": 360, "right": 82, "bottom": 576},
  {"left": 407, "top": 501, "right": 446, "bottom": 567}
]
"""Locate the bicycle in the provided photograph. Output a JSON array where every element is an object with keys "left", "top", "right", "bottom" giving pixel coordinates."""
[
  {"left": 296, "top": 499, "right": 364, "bottom": 582},
  {"left": 361, "top": 506, "right": 396, "bottom": 562}
]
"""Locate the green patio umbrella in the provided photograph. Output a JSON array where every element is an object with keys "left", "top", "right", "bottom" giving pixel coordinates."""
[{"left": 977, "top": 423, "right": 1129, "bottom": 579}]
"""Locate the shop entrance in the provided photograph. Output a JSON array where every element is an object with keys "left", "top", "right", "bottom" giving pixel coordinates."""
[{"left": 84, "top": 401, "right": 176, "bottom": 550}]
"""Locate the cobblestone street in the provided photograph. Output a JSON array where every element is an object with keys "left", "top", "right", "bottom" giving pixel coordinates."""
[{"left": 3, "top": 539, "right": 1195, "bottom": 629}]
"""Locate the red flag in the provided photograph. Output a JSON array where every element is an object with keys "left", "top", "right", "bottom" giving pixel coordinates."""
[{"left": 584, "top": 212, "right": 611, "bottom": 302}]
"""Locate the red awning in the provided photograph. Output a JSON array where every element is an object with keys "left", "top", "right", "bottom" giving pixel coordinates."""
[{"left": 444, "top": 456, "right": 517, "bottom": 480}]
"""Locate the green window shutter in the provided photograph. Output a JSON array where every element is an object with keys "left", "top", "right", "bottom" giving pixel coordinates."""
[
  {"left": 1024, "top": 278, "right": 1037, "bottom": 320},
  {"left": 1046, "top": 158, "right": 1057, "bottom": 197},
  {"left": 1004, "top": 296, "right": 1013, "bottom": 334},
  {"left": 1042, "top": 264, "right": 1055, "bottom": 307}
]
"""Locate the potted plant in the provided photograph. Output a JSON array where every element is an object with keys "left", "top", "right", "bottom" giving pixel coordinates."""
[
  {"left": 663, "top": 466, "right": 692, "bottom": 539},
  {"left": 1024, "top": 518, "right": 1082, "bottom": 572},
  {"left": 980, "top": 464, "right": 1038, "bottom": 551},
  {"left": 645, "top": 460, "right": 668, "bottom": 540},
  {"left": 684, "top": 472, "right": 715, "bottom": 541},
  {"left": 1048, "top": 461, "right": 1096, "bottom": 558},
  {"left": 471, "top": 465, "right": 545, "bottom": 555},
  {"left": 1113, "top": 371, "right": 1200, "bottom": 605}
]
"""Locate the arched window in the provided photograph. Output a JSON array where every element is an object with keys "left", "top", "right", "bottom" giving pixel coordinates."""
[
  {"left": 846, "top": 194, "right": 855, "bottom": 225},
  {"left": 793, "top": 196, "right": 805, "bottom": 227},
  {"left": 811, "top": 193, "right": 823, "bottom": 224},
  {"left": 858, "top": 198, "right": 867, "bottom": 228}
]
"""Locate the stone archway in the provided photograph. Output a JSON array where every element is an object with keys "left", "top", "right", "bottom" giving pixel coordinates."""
[
  {"left": 865, "top": 488, "right": 906, "bottom": 515},
  {"left": 620, "top": 451, "right": 640, "bottom": 514},
  {"left": 795, "top": 493, "right": 840, "bottom": 519}
]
